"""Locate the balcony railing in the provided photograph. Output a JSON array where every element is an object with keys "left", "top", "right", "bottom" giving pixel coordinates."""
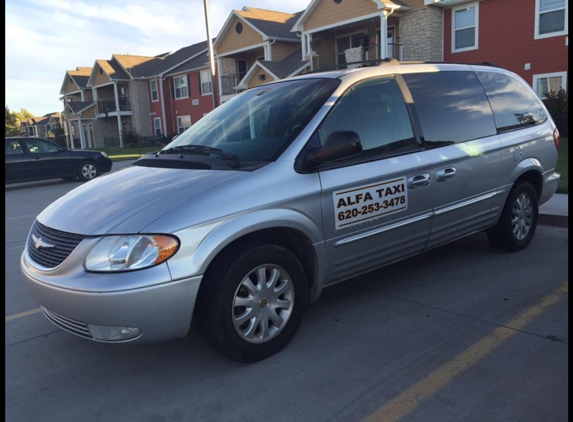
[
  {"left": 313, "top": 43, "right": 403, "bottom": 70},
  {"left": 97, "top": 96, "right": 131, "bottom": 114}
]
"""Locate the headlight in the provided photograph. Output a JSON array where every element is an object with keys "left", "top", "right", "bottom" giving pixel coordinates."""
[
  {"left": 85, "top": 235, "right": 179, "bottom": 272},
  {"left": 100, "top": 151, "right": 109, "bottom": 158}
]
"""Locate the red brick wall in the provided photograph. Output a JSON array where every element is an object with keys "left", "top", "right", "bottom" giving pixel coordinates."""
[{"left": 443, "top": 0, "right": 568, "bottom": 90}]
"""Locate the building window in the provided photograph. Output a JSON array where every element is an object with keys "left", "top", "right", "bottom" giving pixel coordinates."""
[
  {"left": 173, "top": 76, "right": 189, "bottom": 99},
  {"left": 200, "top": 70, "right": 213, "bottom": 95},
  {"left": 532, "top": 72, "right": 567, "bottom": 98},
  {"left": 150, "top": 80, "right": 159, "bottom": 102},
  {"left": 153, "top": 117, "right": 162, "bottom": 136},
  {"left": 452, "top": 2, "right": 479, "bottom": 53},
  {"left": 177, "top": 115, "right": 191, "bottom": 134},
  {"left": 535, "top": 0, "right": 567, "bottom": 39}
]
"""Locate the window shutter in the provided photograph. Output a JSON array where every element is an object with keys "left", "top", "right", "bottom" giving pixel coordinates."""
[
  {"left": 172, "top": 78, "right": 176, "bottom": 99},
  {"left": 198, "top": 71, "right": 202, "bottom": 95}
]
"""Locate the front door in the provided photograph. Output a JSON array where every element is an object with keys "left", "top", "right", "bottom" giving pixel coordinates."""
[{"left": 317, "top": 76, "right": 435, "bottom": 284}]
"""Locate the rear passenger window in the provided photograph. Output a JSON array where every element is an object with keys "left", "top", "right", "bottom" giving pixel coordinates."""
[
  {"left": 475, "top": 71, "right": 548, "bottom": 133},
  {"left": 319, "top": 77, "right": 417, "bottom": 159},
  {"left": 403, "top": 71, "right": 497, "bottom": 144}
]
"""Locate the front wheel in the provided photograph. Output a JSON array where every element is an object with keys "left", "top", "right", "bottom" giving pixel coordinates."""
[
  {"left": 487, "top": 181, "right": 538, "bottom": 251},
  {"left": 195, "top": 242, "right": 308, "bottom": 362},
  {"left": 78, "top": 161, "right": 99, "bottom": 182}
]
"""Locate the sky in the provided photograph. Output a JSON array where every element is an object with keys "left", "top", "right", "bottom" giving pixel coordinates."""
[{"left": 5, "top": 0, "right": 311, "bottom": 118}]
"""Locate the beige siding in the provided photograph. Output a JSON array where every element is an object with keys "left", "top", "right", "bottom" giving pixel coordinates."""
[
  {"left": 92, "top": 65, "right": 111, "bottom": 87},
  {"left": 84, "top": 90, "right": 94, "bottom": 101},
  {"left": 399, "top": 0, "right": 426, "bottom": 11},
  {"left": 82, "top": 106, "right": 96, "bottom": 118},
  {"left": 305, "top": 0, "right": 378, "bottom": 31},
  {"left": 271, "top": 42, "right": 300, "bottom": 61},
  {"left": 314, "top": 38, "right": 336, "bottom": 69},
  {"left": 64, "top": 77, "right": 79, "bottom": 94},
  {"left": 247, "top": 68, "right": 274, "bottom": 89},
  {"left": 96, "top": 85, "right": 115, "bottom": 100},
  {"left": 218, "top": 16, "right": 264, "bottom": 55}
]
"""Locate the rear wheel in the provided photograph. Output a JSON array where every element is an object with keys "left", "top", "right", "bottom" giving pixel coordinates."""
[
  {"left": 78, "top": 161, "right": 99, "bottom": 182},
  {"left": 195, "top": 242, "right": 308, "bottom": 362},
  {"left": 487, "top": 181, "right": 538, "bottom": 251}
]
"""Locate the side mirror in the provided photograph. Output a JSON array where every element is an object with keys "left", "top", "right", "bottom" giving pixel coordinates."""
[
  {"left": 57, "top": 147, "right": 65, "bottom": 153},
  {"left": 306, "top": 130, "right": 363, "bottom": 165}
]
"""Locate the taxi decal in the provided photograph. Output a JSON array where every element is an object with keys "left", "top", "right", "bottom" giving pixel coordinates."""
[{"left": 333, "top": 177, "right": 408, "bottom": 229}]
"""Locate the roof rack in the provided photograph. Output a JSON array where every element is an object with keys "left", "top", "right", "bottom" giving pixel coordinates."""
[{"left": 306, "top": 59, "right": 500, "bottom": 74}]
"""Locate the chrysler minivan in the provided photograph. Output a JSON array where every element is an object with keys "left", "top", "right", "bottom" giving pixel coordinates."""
[{"left": 21, "top": 62, "right": 561, "bottom": 362}]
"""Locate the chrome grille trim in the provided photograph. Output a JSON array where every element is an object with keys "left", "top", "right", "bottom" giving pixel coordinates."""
[
  {"left": 27, "top": 221, "right": 88, "bottom": 269},
  {"left": 42, "top": 307, "right": 93, "bottom": 339}
]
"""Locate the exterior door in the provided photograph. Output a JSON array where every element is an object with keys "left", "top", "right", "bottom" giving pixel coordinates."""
[
  {"left": 387, "top": 27, "right": 395, "bottom": 58},
  {"left": 5, "top": 139, "right": 31, "bottom": 183},
  {"left": 317, "top": 76, "right": 435, "bottom": 284},
  {"left": 402, "top": 71, "right": 502, "bottom": 249},
  {"left": 22, "top": 138, "right": 75, "bottom": 179}
]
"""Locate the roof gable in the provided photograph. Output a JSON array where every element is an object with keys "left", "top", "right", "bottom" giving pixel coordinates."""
[{"left": 292, "top": 0, "right": 408, "bottom": 32}]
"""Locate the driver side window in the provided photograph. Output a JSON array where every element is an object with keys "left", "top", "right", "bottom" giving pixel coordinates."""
[
  {"left": 318, "top": 77, "right": 417, "bottom": 159},
  {"left": 24, "top": 139, "right": 59, "bottom": 154}
]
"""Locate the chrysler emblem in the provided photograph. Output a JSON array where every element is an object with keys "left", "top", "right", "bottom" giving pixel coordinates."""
[{"left": 31, "top": 234, "right": 55, "bottom": 249}]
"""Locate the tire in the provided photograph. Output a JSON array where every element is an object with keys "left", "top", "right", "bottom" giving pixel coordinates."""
[
  {"left": 195, "top": 242, "right": 308, "bottom": 362},
  {"left": 487, "top": 181, "right": 538, "bottom": 251},
  {"left": 78, "top": 161, "right": 99, "bottom": 182}
]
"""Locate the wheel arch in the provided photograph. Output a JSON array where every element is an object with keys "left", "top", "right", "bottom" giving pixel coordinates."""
[
  {"left": 510, "top": 158, "right": 544, "bottom": 200},
  {"left": 169, "top": 209, "right": 326, "bottom": 303}
]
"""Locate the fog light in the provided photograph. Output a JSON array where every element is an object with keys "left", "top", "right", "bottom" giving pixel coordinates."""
[{"left": 88, "top": 324, "right": 142, "bottom": 341}]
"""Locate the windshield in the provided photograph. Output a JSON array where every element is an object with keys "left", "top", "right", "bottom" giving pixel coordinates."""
[{"left": 163, "top": 78, "right": 340, "bottom": 167}]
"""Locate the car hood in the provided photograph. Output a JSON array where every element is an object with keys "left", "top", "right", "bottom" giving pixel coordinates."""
[{"left": 37, "top": 165, "right": 242, "bottom": 235}]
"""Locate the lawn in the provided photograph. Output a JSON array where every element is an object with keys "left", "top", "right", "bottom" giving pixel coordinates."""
[
  {"left": 556, "top": 136, "right": 568, "bottom": 193},
  {"left": 91, "top": 146, "right": 160, "bottom": 161}
]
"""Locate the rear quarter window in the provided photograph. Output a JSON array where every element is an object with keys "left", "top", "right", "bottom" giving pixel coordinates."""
[
  {"left": 474, "top": 71, "right": 548, "bottom": 133},
  {"left": 403, "top": 71, "right": 497, "bottom": 144}
]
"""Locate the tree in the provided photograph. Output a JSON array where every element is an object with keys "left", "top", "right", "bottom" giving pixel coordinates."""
[
  {"left": 15, "top": 108, "right": 34, "bottom": 123},
  {"left": 5, "top": 106, "right": 20, "bottom": 136}
]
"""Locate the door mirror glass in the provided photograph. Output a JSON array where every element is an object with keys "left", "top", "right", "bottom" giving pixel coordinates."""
[{"left": 307, "top": 130, "right": 363, "bottom": 165}]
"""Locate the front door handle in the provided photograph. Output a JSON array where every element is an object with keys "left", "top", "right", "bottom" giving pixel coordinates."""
[
  {"left": 436, "top": 167, "right": 456, "bottom": 182},
  {"left": 31, "top": 155, "right": 41, "bottom": 160},
  {"left": 407, "top": 173, "right": 431, "bottom": 189}
]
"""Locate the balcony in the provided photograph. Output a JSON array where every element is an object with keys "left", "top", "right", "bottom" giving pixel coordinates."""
[
  {"left": 97, "top": 96, "right": 131, "bottom": 114},
  {"left": 311, "top": 43, "right": 402, "bottom": 71},
  {"left": 220, "top": 73, "right": 248, "bottom": 96}
]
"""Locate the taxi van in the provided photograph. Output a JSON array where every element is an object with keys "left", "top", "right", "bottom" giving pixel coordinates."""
[{"left": 21, "top": 61, "right": 561, "bottom": 362}]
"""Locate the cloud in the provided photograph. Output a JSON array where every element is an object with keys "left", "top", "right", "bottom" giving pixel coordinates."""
[{"left": 5, "top": 0, "right": 310, "bottom": 116}]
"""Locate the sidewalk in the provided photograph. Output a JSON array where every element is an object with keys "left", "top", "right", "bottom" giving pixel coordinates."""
[{"left": 539, "top": 193, "right": 568, "bottom": 228}]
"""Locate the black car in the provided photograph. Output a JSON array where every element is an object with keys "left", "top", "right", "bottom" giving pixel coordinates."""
[{"left": 5, "top": 137, "right": 113, "bottom": 184}]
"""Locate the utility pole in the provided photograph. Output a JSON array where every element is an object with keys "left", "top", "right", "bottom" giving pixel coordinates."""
[{"left": 204, "top": 0, "right": 218, "bottom": 108}]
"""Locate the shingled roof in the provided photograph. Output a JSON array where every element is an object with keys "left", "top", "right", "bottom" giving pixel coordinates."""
[
  {"left": 256, "top": 48, "right": 308, "bottom": 79},
  {"left": 236, "top": 7, "right": 303, "bottom": 40},
  {"left": 122, "top": 41, "right": 209, "bottom": 78},
  {"left": 66, "top": 101, "right": 96, "bottom": 114},
  {"left": 68, "top": 67, "right": 92, "bottom": 88},
  {"left": 165, "top": 50, "right": 210, "bottom": 76},
  {"left": 96, "top": 59, "right": 130, "bottom": 81}
]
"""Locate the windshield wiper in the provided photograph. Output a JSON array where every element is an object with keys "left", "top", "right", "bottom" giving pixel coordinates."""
[{"left": 158, "top": 145, "right": 240, "bottom": 168}]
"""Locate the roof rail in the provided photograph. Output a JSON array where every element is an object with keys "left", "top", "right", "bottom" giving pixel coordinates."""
[{"left": 305, "top": 59, "right": 501, "bottom": 74}]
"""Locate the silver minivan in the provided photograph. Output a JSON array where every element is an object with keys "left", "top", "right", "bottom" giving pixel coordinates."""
[{"left": 21, "top": 62, "right": 561, "bottom": 362}]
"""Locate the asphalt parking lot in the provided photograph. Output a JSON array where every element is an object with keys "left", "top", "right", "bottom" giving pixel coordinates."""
[{"left": 5, "top": 164, "right": 568, "bottom": 422}]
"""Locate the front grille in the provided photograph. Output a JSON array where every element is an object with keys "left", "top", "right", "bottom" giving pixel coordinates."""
[
  {"left": 27, "top": 221, "right": 88, "bottom": 269},
  {"left": 42, "top": 308, "right": 93, "bottom": 339}
]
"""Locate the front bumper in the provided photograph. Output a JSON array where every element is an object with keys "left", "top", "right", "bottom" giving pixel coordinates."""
[{"left": 21, "top": 252, "right": 202, "bottom": 344}]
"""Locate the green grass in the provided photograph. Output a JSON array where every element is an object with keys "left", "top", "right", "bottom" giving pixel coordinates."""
[
  {"left": 90, "top": 146, "right": 160, "bottom": 162},
  {"left": 556, "top": 136, "right": 568, "bottom": 194}
]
